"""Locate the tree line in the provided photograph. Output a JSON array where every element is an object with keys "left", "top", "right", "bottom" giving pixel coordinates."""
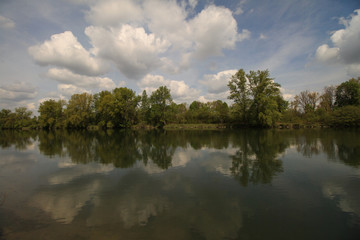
[{"left": 1, "top": 69, "right": 359, "bottom": 129}]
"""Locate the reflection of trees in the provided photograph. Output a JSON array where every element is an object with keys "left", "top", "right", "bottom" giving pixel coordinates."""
[
  {"left": 147, "top": 131, "right": 175, "bottom": 169},
  {"left": 333, "top": 130, "right": 360, "bottom": 168},
  {"left": 230, "top": 130, "right": 287, "bottom": 186},
  {"left": 290, "top": 129, "right": 360, "bottom": 168},
  {"left": 34, "top": 128, "right": 360, "bottom": 170},
  {"left": 38, "top": 130, "right": 65, "bottom": 157},
  {"left": 186, "top": 130, "right": 230, "bottom": 150},
  {"left": 94, "top": 130, "right": 141, "bottom": 168},
  {"left": 0, "top": 130, "right": 36, "bottom": 150}
]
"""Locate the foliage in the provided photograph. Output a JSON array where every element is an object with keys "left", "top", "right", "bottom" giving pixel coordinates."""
[
  {"left": 38, "top": 99, "right": 66, "bottom": 129},
  {"left": 111, "top": 87, "right": 140, "bottom": 128},
  {"left": 148, "top": 86, "right": 173, "bottom": 128},
  {"left": 335, "top": 77, "right": 360, "bottom": 107},
  {"left": 228, "top": 69, "right": 285, "bottom": 127},
  {"left": 0, "top": 108, "right": 36, "bottom": 129},
  {"left": 1, "top": 72, "right": 360, "bottom": 130},
  {"left": 65, "top": 93, "right": 94, "bottom": 128},
  {"left": 329, "top": 105, "right": 360, "bottom": 127}
]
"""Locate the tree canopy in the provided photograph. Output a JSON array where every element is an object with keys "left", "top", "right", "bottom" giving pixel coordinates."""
[{"left": 1, "top": 70, "right": 360, "bottom": 130}]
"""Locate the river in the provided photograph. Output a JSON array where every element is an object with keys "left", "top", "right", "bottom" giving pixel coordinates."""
[{"left": 0, "top": 129, "right": 359, "bottom": 239}]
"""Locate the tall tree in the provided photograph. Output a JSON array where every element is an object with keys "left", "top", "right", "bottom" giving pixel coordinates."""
[
  {"left": 65, "top": 93, "right": 94, "bottom": 128},
  {"left": 139, "top": 90, "right": 150, "bottom": 123},
  {"left": 319, "top": 86, "right": 336, "bottom": 112},
  {"left": 335, "top": 77, "right": 360, "bottom": 107},
  {"left": 228, "top": 69, "right": 251, "bottom": 123},
  {"left": 38, "top": 99, "right": 66, "bottom": 129},
  {"left": 14, "top": 107, "right": 33, "bottom": 128},
  {"left": 228, "top": 69, "right": 285, "bottom": 127},
  {"left": 111, "top": 87, "right": 140, "bottom": 128},
  {"left": 293, "top": 90, "right": 319, "bottom": 114},
  {"left": 93, "top": 90, "right": 113, "bottom": 128},
  {"left": 149, "top": 86, "right": 173, "bottom": 127}
]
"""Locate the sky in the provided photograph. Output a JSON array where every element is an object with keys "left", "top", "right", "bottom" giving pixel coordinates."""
[{"left": 0, "top": 0, "right": 360, "bottom": 111}]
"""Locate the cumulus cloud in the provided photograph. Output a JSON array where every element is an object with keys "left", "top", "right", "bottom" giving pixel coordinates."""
[
  {"left": 57, "top": 84, "right": 89, "bottom": 97},
  {"left": 47, "top": 68, "right": 116, "bottom": 90},
  {"left": 143, "top": 0, "right": 191, "bottom": 49},
  {"left": 190, "top": 5, "right": 248, "bottom": 59},
  {"left": 85, "top": 25, "right": 171, "bottom": 80},
  {"left": 82, "top": 1, "right": 248, "bottom": 77},
  {"left": 315, "top": 9, "right": 360, "bottom": 76},
  {"left": 27, "top": 1, "right": 249, "bottom": 87},
  {"left": 0, "top": 15, "right": 15, "bottom": 29},
  {"left": 0, "top": 82, "right": 37, "bottom": 101},
  {"left": 85, "top": 0, "right": 143, "bottom": 26},
  {"left": 28, "top": 31, "right": 107, "bottom": 76},
  {"left": 315, "top": 44, "right": 340, "bottom": 63},
  {"left": 138, "top": 74, "right": 200, "bottom": 102},
  {"left": 198, "top": 91, "right": 231, "bottom": 103},
  {"left": 200, "top": 70, "right": 237, "bottom": 94},
  {"left": 188, "top": 0, "right": 198, "bottom": 10}
]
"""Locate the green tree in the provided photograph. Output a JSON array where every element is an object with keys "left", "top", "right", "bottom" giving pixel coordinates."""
[
  {"left": 139, "top": 90, "right": 151, "bottom": 123},
  {"left": 111, "top": 87, "right": 140, "bottom": 128},
  {"left": 14, "top": 107, "right": 33, "bottom": 128},
  {"left": 65, "top": 93, "right": 94, "bottom": 128},
  {"left": 228, "top": 69, "right": 284, "bottom": 127},
  {"left": 228, "top": 69, "right": 251, "bottom": 123},
  {"left": 0, "top": 109, "right": 12, "bottom": 129},
  {"left": 210, "top": 100, "right": 229, "bottom": 123},
  {"left": 329, "top": 105, "right": 360, "bottom": 127},
  {"left": 335, "top": 77, "right": 360, "bottom": 107},
  {"left": 319, "top": 86, "right": 336, "bottom": 112},
  {"left": 38, "top": 99, "right": 66, "bottom": 129},
  {"left": 149, "top": 86, "right": 173, "bottom": 127},
  {"left": 93, "top": 90, "right": 113, "bottom": 128},
  {"left": 168, "top": 102, "right": 187, "bottom": 124}
]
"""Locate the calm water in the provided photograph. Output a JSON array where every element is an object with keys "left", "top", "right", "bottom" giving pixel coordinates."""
[{"left": 0, "top": 129, "right": 360, "bottom": 240}]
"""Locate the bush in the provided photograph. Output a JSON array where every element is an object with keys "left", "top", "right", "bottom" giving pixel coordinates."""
[{"left": 329, "top": 106, "right": 360, "bottom": 127}]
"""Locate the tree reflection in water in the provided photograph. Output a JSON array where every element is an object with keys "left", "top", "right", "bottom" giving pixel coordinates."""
[
  {"left": 1, "top": 129, "right": 360, "bottom": 239},
  {"left": 2, "top": 128, "right": 360, "bottom": 180},
  {"left": 229, "top": 130, "right": 287, "bottom": 186}
]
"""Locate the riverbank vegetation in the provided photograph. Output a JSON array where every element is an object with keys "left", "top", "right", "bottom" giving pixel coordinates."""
[{"left": 1, "top": 70, "right": 359, "bottom": 129}]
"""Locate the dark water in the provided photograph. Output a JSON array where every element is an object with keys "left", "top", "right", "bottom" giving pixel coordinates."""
[{"left": 0, "top": 129, "right": 360, "bottom": 240}]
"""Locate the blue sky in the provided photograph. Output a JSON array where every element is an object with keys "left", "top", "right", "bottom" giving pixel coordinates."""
[{"left": 0, "top": 0, "right": 360, "bottom": 110}]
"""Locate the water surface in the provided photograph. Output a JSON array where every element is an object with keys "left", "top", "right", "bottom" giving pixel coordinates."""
[{"left": 0, "top": 129, "right": 359, "bottom": 239}]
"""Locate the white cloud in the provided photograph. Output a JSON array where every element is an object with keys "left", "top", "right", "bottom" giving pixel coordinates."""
[
  {"left": 188, "top": 0, "right": 198, "bottom": 10},
  {"left": 315, "top": 9, "right": 360, "bottom": 76},
  {"left": 0, "top": 15, "right": 15, "bottom": 29},
  {"left": 259, "top": 33, "right": 267, "bottom": 40},
  {"left": 47, "top": 68, "right": 116, "bottom": 90},
  {"left": 331, "top": 9, "right": 360, "bottom": 64},
  {"left": 85, "top": 25, "right": 171, "bottom": 80},
  {"left": 57, "top": 84, "right": 89, "bottom": 97},
  {"left": 0, "top": 82, "right": 38, "bottom": 109},
  {"left": 200, "top": 70, "right": 237, "bottom": 94},
  {"left": 190, "top": 5, "right": 247, "bottom": 59},
  {"left": 85, "top": 0, "right": 143, "bottom": 26},
  {"left": 315, "top": 44, "right": 340, "bottom": 63},
  {"left": 280, "top": 87, "right": 294, "bottom": 100},
  {"left": 0, "top": 82, "right": 37, "bottom": 101},
  {"left": 138, "top": 74, "right": 200, "bottom": 102},
  {"left": 234, "top": 7, "right": 244, "bottom": 15},
  {"left": 143, "top": 0, "right": 191, "bottom": 49},
  {"left": 28, "top": 31, "right": 107, "bottom": 76},
  {"left": 198, "top": 91, "right": 231, "bottom": 103}
]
